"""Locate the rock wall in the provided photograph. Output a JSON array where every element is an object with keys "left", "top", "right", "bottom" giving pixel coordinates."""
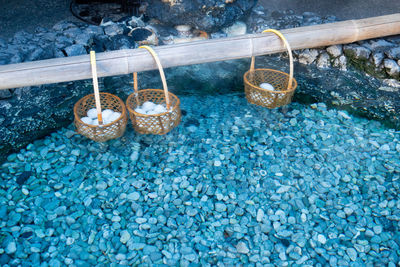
[
  {"left": 143, "top": 0, "right": 257, "bottom": 32},
  {"left": 1, "top": 7, "right": 400, "bottom": 161}
]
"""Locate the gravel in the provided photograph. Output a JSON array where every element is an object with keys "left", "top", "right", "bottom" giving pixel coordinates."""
[{"left": 0, "top": 94, "right": 399, "bottom": 265}]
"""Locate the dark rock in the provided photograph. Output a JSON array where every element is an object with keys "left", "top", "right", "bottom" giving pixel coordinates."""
[
  {"left": 110, "top": 34, "right": 137, "bottom": 50},
  {"left": 0, "top": 52, "right": 10, "bottom": 65},
  {"left": 20, "top": 231, "right": 33, "bottom": 239},
  {"left": 344, "top": 44, "right": 371, "bottom": 61},
  {"left": 144, "top": 0, "right": 257, "bottom": 32},
  {"left": 64, "top": 44, "right": 87, "bottom": 57},
  {"left": 16, "top": 171, "right": 32, "bottom": 185},
  {"left": 89, "top": 35, "right": 113, "bottom": 52},
  {"left": 0, "top": 38, "right": 6, "bottom": 47},
  {"left": 27, "top": 45, "right": 54, "bottom": 61},
  {"left": 13, "top": 31, "right": 33, "bottom": 44},
  {"left": 0, "top": 254, "right": 10, "bottom": 266},
  {"left": 184, "top": 118, "right": 200, "bottom": 127},
  {"left": 0, "top": 89, "right": 12, "bottom": 99}
]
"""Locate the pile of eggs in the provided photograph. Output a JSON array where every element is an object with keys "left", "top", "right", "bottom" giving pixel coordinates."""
[
  {"left": 81, "top": 108, "right": 121, "bottom": 126},
  {"left": 134, "top": 101, "right": 168, "bottom": 115}
]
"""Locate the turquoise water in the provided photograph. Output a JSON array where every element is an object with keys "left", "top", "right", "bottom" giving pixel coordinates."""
[{"left": 1, "top": 94, "right": 399, "bottom": 266}]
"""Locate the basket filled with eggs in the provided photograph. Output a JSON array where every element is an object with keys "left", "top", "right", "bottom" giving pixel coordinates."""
[
  {"left": 244, "top": 29, "right": 297, "bottom": 109},
  {"left": 126, "top": 45, "right": 181, "bottom": 135},
  {"left": 74, "top": 51, "right": 128, "bottom": 142}
]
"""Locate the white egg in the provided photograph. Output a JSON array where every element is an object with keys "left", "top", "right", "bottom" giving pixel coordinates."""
[
  {"left": 81, "top": 117, "right": 93, "bottom": 125},
  {"left": 141, "top": 101, "right": 156, "bottom": 112},
  {"left": 108, "top": 112, "right": 121, "bottom": 122},
  {"left": 259, "top": 83, "right": 275, "bottom": 91},
  {"left": 152, "top": 104, "right": 167, "bottom": 114},
  {"left": 87, "top": 108, "right": 98, "bottom": 119},
  {"left": 92, "top": 119, "right": 99, "bottom": 126},
  {"left": 102, "top": 109, "right": 114, "bottom": 120},
  {"left": 135, "top": 108, "right": 147, "bottom": 115}
]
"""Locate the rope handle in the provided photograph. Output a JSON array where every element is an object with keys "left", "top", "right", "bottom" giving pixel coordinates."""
[
  {"left": 90, "top": 50, "right": 103, "bottom": 125},
  {"left": 250, "top": 29, "right": 294, "bottom": 90},
  {"left": 133, "top": 45, "right": 170, "bottom": 110}
]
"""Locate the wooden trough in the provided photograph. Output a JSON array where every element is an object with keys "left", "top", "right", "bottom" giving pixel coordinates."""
[{"left": 0, "top": 14, "right": 400, "bottom": 90}]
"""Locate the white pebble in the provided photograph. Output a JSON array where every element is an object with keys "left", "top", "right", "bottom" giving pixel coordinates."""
[
  {"left": 21, "top": 188, "right": 29, "bottom": 196},
  {"left": 81, "top": 117, "right": 93, "bottom": 124},
  {"left": 87, "top": 108, "right": 98, "bottom": 119},
  {"left": 259, "top": 82, "right": 275, "bottom": 91}
]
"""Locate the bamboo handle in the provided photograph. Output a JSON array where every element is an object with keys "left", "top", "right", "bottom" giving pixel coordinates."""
[
  {"left": 250, "top": 29, "right": 294, "bottom": 90},
  {"left": 90, "top": 51, "right": 103, "bottom": 125},
  {"left": 133, "top": 72, "right": 139, "bottom": 105},
  {"left": 138, "top": 45, "right": 170, "bottom": 110}
]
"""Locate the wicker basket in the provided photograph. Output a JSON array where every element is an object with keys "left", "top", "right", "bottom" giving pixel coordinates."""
[
  {"left": 244, "top": 29, "right": 297, "bottom": 109},
  {"left": 74, "top": 51, "right": 128, "bottom": 142},
  {"left": 126, "top": 45, "right": 181, "bottom": 135}
]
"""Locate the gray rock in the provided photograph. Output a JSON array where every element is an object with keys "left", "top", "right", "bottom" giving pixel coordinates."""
[
  {"left": 104, "top": 24, "right": 124, "bottom": 37},
  {"left": 236, "top": 241, "right": 249, "bottom": 254},
  {"left": 371, "top": 51, "right": 385, "bottom": 67},
  {"left": 326, "top": 44, "right": 343, "bottom": 58},
  {"left": 120, "top": 230, "right": 131, "bottom": 244},
  {"left": 366, "top": 39, "right": 395, "bottom": 52},
  {"left": 346, "top": 248, "right": 357, "bottom": 261},
  {"left": 215, "top": 203, "right": 227, "bottom": 212},
  {"left": 384, "top": 58, "right": 400, "bottom": 78},
  {"left": 127, "top": 192, "right": 140, "bottom": 201},
  {"left": 299, "top": 49, "right": 319, "bottom": 65},
  {"left": 385, "top": 46, "right": 400, "bottom": 60},
  {"left": 343, "top": 44, "right": 371, "bottom": 60},
  {"left": 5, "top": 240, "right": 17, "bottom": 254},
  {"left": 64, "top": 44, "right": 87, "bottom": 57},
  {"left": 316, "top": 52, "right": 331, "bottom": 69}
]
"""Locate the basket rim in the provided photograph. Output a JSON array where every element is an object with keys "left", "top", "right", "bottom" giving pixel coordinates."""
[
  {"left": 244, "top": 68, "right": 298, "bottom": 94},
  {"left": 126, "top": 89, "right": 181, "bottom": 117},
  {"left": 73, "top": 92, "right": 127, "bottom": 128}
]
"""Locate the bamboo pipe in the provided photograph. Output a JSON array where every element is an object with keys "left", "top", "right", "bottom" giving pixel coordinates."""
[{"left": 0, "top": 14, "right": 399, "bottom": 90}]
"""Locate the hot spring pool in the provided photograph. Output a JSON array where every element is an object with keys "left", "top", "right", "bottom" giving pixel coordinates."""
[{"left": 1, "top": 93, "right": 399, "bottom": 266}]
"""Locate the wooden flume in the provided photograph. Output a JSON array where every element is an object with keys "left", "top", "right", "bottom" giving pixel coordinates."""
[{"left": 0, "top": 14, "right": 399, "bottom": 90}]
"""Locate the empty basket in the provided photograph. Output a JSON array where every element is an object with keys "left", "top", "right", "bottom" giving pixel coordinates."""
[
  {"left": 126, "top": 45, "right": 181, "bottom": 135},
  {"left": 74, "top": 51, "right": 128, "bottom": 142},
  {"left": 244, "top": 29, "right": 298, "bottom": 109}
]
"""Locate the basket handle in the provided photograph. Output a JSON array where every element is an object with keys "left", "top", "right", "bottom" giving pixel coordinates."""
[
  {"left": 133, "top": 45, "right": 170, "bottom": 110},
  {"left": 250, "top": 29, "right": 294, "bottom": 90},
  {"left": 90, "top": 50, "right": 103, "bottom": 125}
]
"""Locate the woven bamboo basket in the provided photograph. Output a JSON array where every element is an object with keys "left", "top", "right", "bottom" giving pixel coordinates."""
[
  {"left": 126, "top": 45, "right": 181, "bottom": 135},
  {"left": 74, "top": 51, "right": 128, "bottom": 142},
  {"left": 244, "top": 29, "right": 298, "bottom": 109}
]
